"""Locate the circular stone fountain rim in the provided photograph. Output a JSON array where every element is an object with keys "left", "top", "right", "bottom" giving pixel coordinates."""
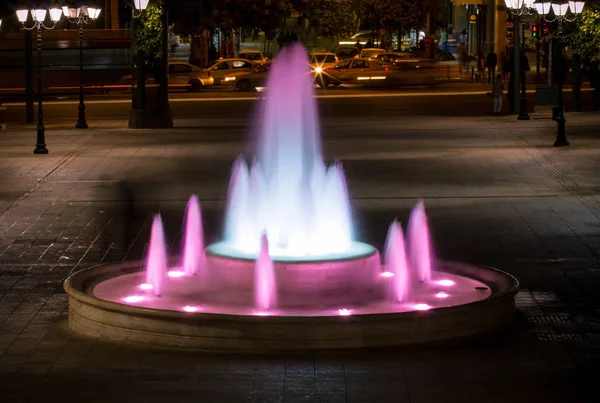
[
  {"left": 205, "top": 240, "right": 378, "bottom": 263},
  {"left": 64, "top": 260, "right": 519, "bottom": 322}
]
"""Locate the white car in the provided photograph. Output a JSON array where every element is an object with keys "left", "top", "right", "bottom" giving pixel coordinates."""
[
  {"left": 309, "top": 52, "right": 338, "bottom": 74},
  {"left": 207, "top": 58, "right": 256, "bottom": 85}
]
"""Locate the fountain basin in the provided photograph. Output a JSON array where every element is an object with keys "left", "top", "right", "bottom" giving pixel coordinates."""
[
  {"left": 64, "top": 260, "right": 519, "bottom": 352},
  {"left": 206, "top": 241, "right": 380, "bottom": 295}
]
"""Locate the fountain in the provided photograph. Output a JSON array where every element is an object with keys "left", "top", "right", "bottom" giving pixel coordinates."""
[{"left": 64, "top": 43, "right": 519, "bottom": 351}]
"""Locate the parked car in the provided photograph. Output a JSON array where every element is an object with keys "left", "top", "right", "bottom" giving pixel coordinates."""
[
  {"left": 336, "top": 46, "right": 359, "bottom": 60},
  {"left": 238, "top": 50, "right": 268, "bottom": 62},
  {"left": 118, "top": 62, "right": 214, "bottom": 92},
  {"left": 207, "top": 58, "right": 256, "bottom": 85},
  {"left": 374, "top": 52, "right": 419, "bottom": 63},
  {"left": 222, "top": 61, "right": 272, "bottom": 91},
  {"left": 315, "top": 58, "right": 438, "bottom": 88},
  {"left": 358, "top": 48, "right": 386, "bottom": 59},
  {"left": 168, "top": 62, "right": 214, "bottom": 91},
  {"left": 309, "top": 52, "right": 338, "bottom": 73}
]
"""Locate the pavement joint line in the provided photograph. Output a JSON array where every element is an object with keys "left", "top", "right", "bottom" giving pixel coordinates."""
[{"left": 493, "top": 120, "right": 600, "bottom": 221}]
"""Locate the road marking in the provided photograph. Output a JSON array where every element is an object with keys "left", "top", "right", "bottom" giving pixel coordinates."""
[{"left": 0, "top": 88, "right": 592, "bottom": 106}]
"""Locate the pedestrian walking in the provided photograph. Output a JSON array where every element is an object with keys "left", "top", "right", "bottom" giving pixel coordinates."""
[
  {"left": 492, "top": 74, "right": 504, "bottom": 114},
  {"left": 486, "top": 47, "right": 497, "bottom": 84}
]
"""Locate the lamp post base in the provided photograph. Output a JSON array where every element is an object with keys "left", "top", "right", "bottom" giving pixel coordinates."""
[
  {"left": 128, "top": 105, "right": 173, "bottom": 129},
  {"left": 33, "top": 145, "right": 49, "bottom": 154},
  {"left": 517, "top": 94, "right": 530, "bottom": 120},
  {"left": 554, "top": 111, "right": 569, "bottom": 147},
  {"left": 75, "top": 122, "right": 88, "bottom": 129}
]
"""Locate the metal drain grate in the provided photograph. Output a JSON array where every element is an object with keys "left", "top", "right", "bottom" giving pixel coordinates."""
[
  {"left": 528, "top": 315, "right": 572, "bottom": 325},
  {"left": 536, "top": 333, "right": 585, "bottom": 342}
]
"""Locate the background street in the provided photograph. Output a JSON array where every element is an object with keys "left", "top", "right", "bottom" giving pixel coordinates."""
[
  {"left": 0, "top": 83, "right": 595, "bottom": 125},
  {"left": 0, "top": 105, "right": 599, "bottom": 401}
]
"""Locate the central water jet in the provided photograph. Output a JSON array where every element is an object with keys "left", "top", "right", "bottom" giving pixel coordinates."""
[{"left": 221, "top": 44, "right": 353, "bottom": 258}]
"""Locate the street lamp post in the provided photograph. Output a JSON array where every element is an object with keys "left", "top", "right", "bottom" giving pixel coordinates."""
[
  {"left": 534, "top": 0, "right": 585, "bottom": 147},
  {"left": 17, "top": 7, "right": 62, "bottom": 154},
  {"left": 505, "top": 0, "right": 534, "bottom": 120},
  {"left": 128, "top": 0, "right": 173, "bottom": 129},
  {"left": 62, "top": 5, "right": 102, "bottom": 129}
]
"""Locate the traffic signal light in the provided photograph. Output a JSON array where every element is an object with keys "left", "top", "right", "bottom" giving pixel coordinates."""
[{"left": 532, "top": 25, "right": 538, "bottom": 37}]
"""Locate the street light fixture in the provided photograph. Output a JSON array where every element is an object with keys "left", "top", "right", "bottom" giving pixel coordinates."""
[
  {"left": 16, "top": 7, "right": 62, "bottom": 154},
  {"left": 62, "top": 4, "right": 101, "bottom": 129},
  {"left": 534, "top": 0, "right": 585, "bottom": 146}
]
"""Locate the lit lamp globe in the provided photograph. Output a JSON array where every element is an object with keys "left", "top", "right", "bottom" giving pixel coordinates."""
[
  {"left": 568, "top": 0, "right": 585, "bottom": 14},
  {"left": 88, "top": 8, "right": 101, "bottom": 19},
  {"left": 134, "top": 0, "right": 150, "bottom": 10},
  {"left": 49, "top": 7, "right": 63, "bottom": 22},
  {"left": 534, "top": 0, "right": 553, "bottom": 15},
  {"left": 505, "top": 0, "right": 525, "bottom": 9},
  {"left": 552, "top": 0, "right": 571, "bottom": 15}
]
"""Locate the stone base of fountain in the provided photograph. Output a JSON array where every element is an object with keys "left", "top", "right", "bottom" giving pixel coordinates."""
[{"left": 64, "top": 260, "right": 519, "bottom": 352}]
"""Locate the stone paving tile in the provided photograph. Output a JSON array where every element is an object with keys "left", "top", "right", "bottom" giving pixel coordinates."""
[{"left": 1, "top": 115, "right": 600, "bottom": 401}]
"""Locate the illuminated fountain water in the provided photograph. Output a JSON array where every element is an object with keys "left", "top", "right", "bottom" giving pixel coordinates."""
[
  {"left": 407, "top": 200, "right": 434, "bottom": 282},
  {"left": 384, "top": 221, "right": 411, "bottom": 303},
  {"left": 182, "top": 195, "right": 204, "bottom": 276},
  {"left": 217, "top": 44, "right": 353, "bottom": 258},
  {"left": 66, "top": 43, "right": 519, "bottom": 351},
  {"left": 142, "top": 215, "right": 167, "bottom": 297}
]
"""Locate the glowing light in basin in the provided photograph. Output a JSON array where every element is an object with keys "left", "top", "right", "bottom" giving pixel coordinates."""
[
  {"left": 435, "top": 292, "right": 449, "bottom": 299},
  {"left": 338, "top": 308, "right": 352, "bottom": 316},
  {"left": 437, "top": 279, "right": 455, "bottom": 287},
  {"left": 139, "top": 283, "right": 153, "bottom": 290},
  {"left": 182, "top": 305, "right": 200, "bottom": 312},
  {"left": 123, "top": 295, "right": 144, "bottom": 303},
  {"left": 254, "top": 311, "right": 269, "bottom": 316},
  {"left": 381, "top": 271, "right": 394, "bottom": 278},
  {"left": 413, "top": 303, "right": 431, "bottom": 311},
  {"left": 167, "top": 270, "right": 185, "bottom": 278}
]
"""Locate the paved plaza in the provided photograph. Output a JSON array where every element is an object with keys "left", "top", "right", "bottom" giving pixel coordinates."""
[{"left": 0, "top": 111, "right": 599, "bottom": 402}]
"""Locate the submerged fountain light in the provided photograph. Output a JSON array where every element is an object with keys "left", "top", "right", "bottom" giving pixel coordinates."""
[
  {"left": 139, "top": 283, "right": 153, "bottom": 290},
  {"left": 338, "top": 308, "right": 353, "bottom": 316},
  {"left": 437, "top": 279, "right": 455, "bottom": 287},
  {"left": 413, "top": 303, "right": 431, "bottom": 311},
  {"left": 123, "top": 295, "right": 144, "bottom": 303},
  {"left": 254, "top": 311, "right": 270, "bottom": 316},
  {"left": 167, "top": 270, "right": 185, "bottom": 278},
  {"left": 435, "top": 292, "right": 449, "bottom": 299},
  {"left": 381, "top": 271, "right": 394, "bottom": 278},
  {"left": 182, "top": 305, "right": 200, "bottom": 312}
]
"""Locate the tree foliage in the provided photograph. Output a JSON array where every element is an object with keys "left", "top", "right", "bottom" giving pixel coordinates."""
[
  {"left": 562, "top": 0, "right": 600, "bottom": 63},
  {"left": 305, "top": 0, "right": 359, "bottom": 39},
  {"left": 170, "top": 0, "right": 293, "bottom": 37},
  {"left": 362, "top": 0, "right": 424, "bottom": 36},
  {"left": 135, "top": 0, "right": 164, "bottom": 58}
]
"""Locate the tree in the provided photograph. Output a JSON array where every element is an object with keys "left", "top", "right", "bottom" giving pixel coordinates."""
[
  {"left": 305, "top": 0, "right": 359, "bottom": 41},
  {"left": 559, "top": 1, "right": 600, "bottom": 107},
  {"left": 562, "top": 0, "right": 600, "bottom": 63},
  {"left": 135, "top": 0, "right": 164, "bottom": 58},
  {"left": 362, "top": 0, "right": 424, "bottom": 38}
]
